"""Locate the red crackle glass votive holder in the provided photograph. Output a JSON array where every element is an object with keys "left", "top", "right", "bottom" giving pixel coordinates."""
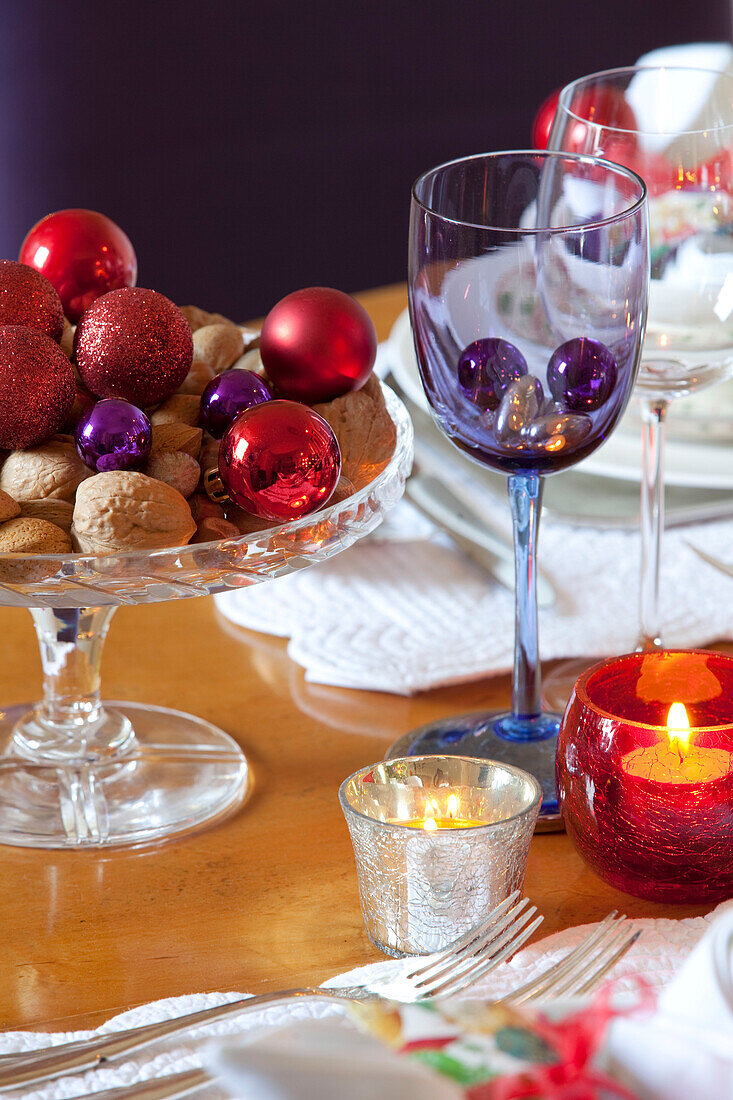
[{"left": 557, "top": 649, "right": 733, "bottom": 903}]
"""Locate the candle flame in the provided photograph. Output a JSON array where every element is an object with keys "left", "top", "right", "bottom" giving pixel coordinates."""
[
  {"left": 422, "top": 817, "right": 438, "bottom": 832},
  {"left": 447, "top": 793, "right": 459, "bottom": 818},
  {"left": 667, "top": 702, "right": 691, "bottom": 758}
]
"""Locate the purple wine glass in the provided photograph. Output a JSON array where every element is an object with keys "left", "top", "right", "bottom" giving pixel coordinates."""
[{"left": 388, "top": 152, "right": 648, "bottom": 826}]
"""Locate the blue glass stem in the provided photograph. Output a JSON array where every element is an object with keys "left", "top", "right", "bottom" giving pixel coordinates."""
[{"left": 508, "top": 472, "right": 543, "bottom": 721}]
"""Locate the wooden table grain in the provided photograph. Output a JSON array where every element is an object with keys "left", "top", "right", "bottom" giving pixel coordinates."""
[{"left": 0, "top": 283, "right": 718, "bottom": 1032}]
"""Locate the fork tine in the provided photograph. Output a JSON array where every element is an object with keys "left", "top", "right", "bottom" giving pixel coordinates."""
[
  {"left": 403, "top": 891, "right": 522, "bottom": 983},
  {"left": 422, "top": 907, "right": 543, "bottom": 998},
  {"left": 412, "top": 897, "right": 531, "bottom": 991},
  {"left": 571, "top": 929, "right": 642, "bottom": 997},
  {"left": 544, "top": 924, "right": 632, "bottom": 1000},
  {"left": 502, "top": 912, "right": 621, "bottom": 1005},
  {"left": 432, "top": 912, "right": 545, "bottom": 999}
]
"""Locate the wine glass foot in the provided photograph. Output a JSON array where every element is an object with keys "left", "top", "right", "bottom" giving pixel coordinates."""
[
  {"left": 0, "top": 701, "right": 248, "bottom": 849},
  {"left": 386, "top": 710, "right": 563, "bottom": 832},
  {"left": 541, "top": 657, "right": 602, "bottom": 713}
]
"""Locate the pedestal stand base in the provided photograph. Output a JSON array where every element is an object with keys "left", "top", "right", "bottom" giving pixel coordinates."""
[{"left": 0, "top": 702, "right": 248, "bottom": 848}]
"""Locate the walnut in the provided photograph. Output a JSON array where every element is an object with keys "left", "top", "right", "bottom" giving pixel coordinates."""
[
  {"left": 72, "top": 471, "right": 196, "bottom": 553},
  {"left": 0, "top": 516, "right": 71, "bottom": 553},
  {"left": 231, "top": 347, "right": 265, "bottom": 375},
  {"left": 192, "top": 324, "right": 244, "bottom": 375},
  {"left": 145, "top": 451, "right": 200, "bottom": 498},
  {"left": 176, "top": 358, "right": 215, "bottom": 396},
  {"left": 0, "top": 440, "right": 93, "bottom": 502},
  {"left": 0, "top": 490, "right": 20, "bottom": 522},
  {"left": 149, "top": 395, "right": 201, "bottom": 427},
  {"left": 313, "top": 375, "right": 396, "bottom": 490},
  {"left": 330, "top": 475, "right": 356, "bottom": 505},
  {"left": 180, "top": 305, "right": 238, "bottom": 332},
  {"left": 19, "top": 499, "right": 74, "bottom": 533},
  {"left": 151, "top": 423, "right": 202, "bottom": 459}
]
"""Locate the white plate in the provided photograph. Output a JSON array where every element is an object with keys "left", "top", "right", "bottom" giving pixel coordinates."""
[{"left": 384, "top": 308, "right": 733, "bottom": 490}]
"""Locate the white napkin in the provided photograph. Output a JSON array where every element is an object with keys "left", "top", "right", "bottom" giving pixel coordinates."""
[
  {"left": 3, "top": 903, "right": 728, "bottom": 1098},
  {"left": 214, "top": 496, "right": 733, "bottom": 694},
  {"left": 608, "top": 908, "right": 733, "bottom": 1100}
]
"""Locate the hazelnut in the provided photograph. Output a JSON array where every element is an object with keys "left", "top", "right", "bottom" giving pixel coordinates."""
[{"left": 146, "top": 451, "right": 200, "bottom": 498}]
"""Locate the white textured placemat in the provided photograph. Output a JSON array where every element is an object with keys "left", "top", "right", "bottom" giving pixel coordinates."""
[
  {"left": 4, "top": 902, "right": 729, "bottom": 1098},
  {"left": 215, "top": 495, "right": 733, "bottom": 694}
]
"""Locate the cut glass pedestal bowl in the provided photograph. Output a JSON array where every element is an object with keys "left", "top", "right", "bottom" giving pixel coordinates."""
[{"left": 0, "top": 386, "right": 412, "bottom": 849}]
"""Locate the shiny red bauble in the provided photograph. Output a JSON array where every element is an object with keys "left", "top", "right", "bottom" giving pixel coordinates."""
[
  {"left": 219, "top": 400, "right": 341, "bottom": 521},
  {"left": 562, "top": 88, "right": 638, "bottom": 158},
  {"left": 531, "top": 88, "right": 560, "bottom": 149},
  {"left": 0, "top": 260, "right": 64, "bottom": 341},
  {"left": 20, "top": 209, "right": 137, "bottom": 324},
  {"left": 260, "top": 287, "right": 376, "bottom": 403},
  {"left": 0, "top": 325, "right": 75, "bottom": 448},
  {"left": 74, "top": 287, "right": 193, "bottom": 406}
]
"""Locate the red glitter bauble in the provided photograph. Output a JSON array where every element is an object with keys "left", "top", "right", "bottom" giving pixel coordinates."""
[
  {"left": 0, "top": 326, "right": 75, "bottom": 448},
  {"left": 0, "top": 260, "right": 64, "bottom": 341},
  {"left": 219, "top": 400, "right": 341, "bottom": 521},
  {"left": 260, "top": 287, "right": 376, "bottom": 403},
  {"left": 74, "top": 287, "right": 193, "bottom": 406},
  {"left": 19, "top": 209, "right": 137, "bottom": 324}
]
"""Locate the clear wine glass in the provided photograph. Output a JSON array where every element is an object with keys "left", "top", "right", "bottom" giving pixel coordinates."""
[
  {"left": 387, "top": 151, "right": 649, "bottom": 827},
  {"left": 544, "top": 66, "right": 733, "bottom": 708}
]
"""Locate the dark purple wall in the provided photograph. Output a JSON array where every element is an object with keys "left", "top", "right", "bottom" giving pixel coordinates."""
[{"left": 0, "top": 0, "right": 730, "bottom": 319}]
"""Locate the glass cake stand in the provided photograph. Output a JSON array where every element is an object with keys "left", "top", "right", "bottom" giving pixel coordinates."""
[{"left": 0, "top": 386, "right": 412, "bottom": 849}]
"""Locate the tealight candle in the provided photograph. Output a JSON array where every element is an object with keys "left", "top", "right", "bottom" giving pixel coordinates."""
[
  {"left": 339, "top": 756, "right": 541, "bottom": 956},
  {"left": 557, "top": 650, "right": 733, "bottom": 903}
]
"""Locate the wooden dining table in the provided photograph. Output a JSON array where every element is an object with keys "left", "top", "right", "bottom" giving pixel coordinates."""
[{"left": 0, "top": 283, "right": 723, "bottom": 1034}]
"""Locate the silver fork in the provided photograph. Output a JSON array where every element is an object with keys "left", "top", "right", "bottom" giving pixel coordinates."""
[
  {"left": 0, "top": 891, "right": 542, "bottom": 1091},
  {"left": 45, "top": 913, "right": 641, "bottom": 1100}
]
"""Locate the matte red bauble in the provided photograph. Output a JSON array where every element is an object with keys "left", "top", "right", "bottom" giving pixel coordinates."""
[
  {"left": 260, "top": 287, "right": 376, "bottom": 403},
  {"left": 219, "top": 400, "right": 341, "bottom": 521},
  {"left": 0, "top": 326, "right": 75, "bottom": 448},
  {"left": 531, "top": 89, "right": 560, "bottom": 149},
  {"left": 74, "top": 287, "right": 193, "bottom": 406},
  {"left": 20, "top": 209, "right": 137, "bottom": 324},
  {"left": 0, "top": 260, "right": 64, "bottom": 341}
]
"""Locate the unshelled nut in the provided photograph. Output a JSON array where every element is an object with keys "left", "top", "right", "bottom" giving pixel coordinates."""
[
  {"left": 19, "top": 499, "right": 74, "bottom": 533},
  {"left": 0, "top": 516, "right": 71, "bottom": 554},
  {"left": 0, "top": 440, "right": 93, "bottom": 502},
  {"left": 191, "top": 517, "right": 240, "bottom": 543},
  {"left": 146, "top": 451, "right": 200, "bottom": 498},
  {"left": 313, "top": 375, "right": 396, "bottom": 490},
  {"left": 192, "top": 324, "right": 244, "bottom": 375},
  {"left": 151, "top": 423, "right": 202, "bottom": 459},
  {"left": 180, "top": 305, "right": 237, "bottom": 332},
  {"left": 72, "top": 471, "right": 196, "bottom": 553},
  {"left": 149, "top": 395, "right": 201, "bottom": 427},
  {"left": 0, "top": 490, "right": 20, "bottom": 523}
]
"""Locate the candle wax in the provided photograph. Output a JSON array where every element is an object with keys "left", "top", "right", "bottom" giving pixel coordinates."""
[{"left": 622, "top": 742, "right": 731, "bottom": 785}]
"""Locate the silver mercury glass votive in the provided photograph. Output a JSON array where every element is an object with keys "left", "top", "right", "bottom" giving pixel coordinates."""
[{"left": 339, "top": 755, "right": 541, "bottom": 957}]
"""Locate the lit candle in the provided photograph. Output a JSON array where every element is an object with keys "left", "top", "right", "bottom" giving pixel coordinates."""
[
  {"left": 622, "top": 703, "right": 732, "bottom": 785},
  {"left": 392, "top": 793, "right": 485, "bottom": 829}
]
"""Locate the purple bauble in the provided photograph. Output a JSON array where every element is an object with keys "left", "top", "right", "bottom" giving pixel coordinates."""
[
  {"left": 75, "top": 398, "right": 152, "bottom": 472},
  {"left": 547, "top": 338, "right": 618, "bottom": 412},
  {"left": 457, "top": 338, "right": 528, "bottom": 411},
  {"left": 199, "top": 369, "right": 272, "bottom": 439}
]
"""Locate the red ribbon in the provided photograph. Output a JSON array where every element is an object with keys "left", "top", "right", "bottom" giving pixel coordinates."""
[{"left": 465, "top": 979, "right": 654, "bottom": 1100}]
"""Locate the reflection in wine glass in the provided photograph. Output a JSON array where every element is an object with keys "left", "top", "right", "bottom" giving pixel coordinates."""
[{"left": 388, "top": 152, "right": 649, "bottom": 827}]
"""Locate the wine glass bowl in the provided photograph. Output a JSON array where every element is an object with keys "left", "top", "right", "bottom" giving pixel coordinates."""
[
  {"left": 0, "top": 386, "right": 412, "bottom": 849},
  {"left": 388, "top": 152, "right": 649, "bottom": 823},
  {"left": 546, "top": 66, "right": 733, "bottom": 656},
  {"left": 551, "top": 66, "right": 733, "bottom": 403}
]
